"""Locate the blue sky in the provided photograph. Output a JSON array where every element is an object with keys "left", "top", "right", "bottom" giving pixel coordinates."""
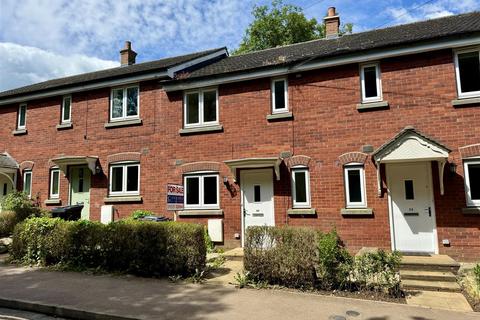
[{"left": 1, "top": 0, "right": 479, "bottom": 91}]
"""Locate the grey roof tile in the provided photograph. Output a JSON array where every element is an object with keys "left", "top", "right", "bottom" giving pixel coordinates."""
[{"left": 0, "top": 153, "right": 19, "bottom": 169}]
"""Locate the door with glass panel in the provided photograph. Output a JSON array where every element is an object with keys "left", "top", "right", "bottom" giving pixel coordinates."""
[{"left": 69, "top": 166, "right": 91, "bottom": 220}]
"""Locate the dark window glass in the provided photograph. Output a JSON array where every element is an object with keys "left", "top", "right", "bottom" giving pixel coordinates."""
[
  {"left": 126, "top": 166, "right": 139, "bottom": 192},
  {"left": 3, "top": 183, "right": 7, "bottom": 196},
  {"left": 363, "top": 66, "right": 378, "bottom": 98},
  {"left": 458, "top": 52, "right": 480, "bottom": 93},
  {"left": 112, "top": 89, "right": 124, "bottom": 119},
  {"left": 203, "top": 91, "right": 217, "bottom": 122},
  {"left": 186, "top": 93, "right": 199, "bottom": 124},
  {"left": 348, "top": 169, "right": 362, "bottom": 203},
  {"left": 468, "top": 163, "right": 480, "bottom": 200},
  {"left": 294, "top": 171, "right": 307, "bottom": 203},
  {"left": 404, "top": 180, "right": 414, "bottom": 200},
  {"left": 23, "top": 172, "right": 31, "bottom": 195},
  {"left": 203, "top": 176, "right": 217, "bottom": 205},
  {"left": 186, "top": 177, "right": 199, "bottom": 205},
  {"left": 63, "top": 97, "right": 71, "bottom": 122},
  {"left": 78, "top": 168, "right": 84, "bottom": 192},
  {"left": 254, "top": 185, "right": 261, "bottom": 202},
  {"left": 274, "top": 80, "right": 286, "bottom": 110},
  {"left": 126, "top": 87, "right": 138, "bottom": 116},
  {"left": 111, "top": 167, "right": 123, "bottom": 192},
  {"left": 51, "top": 170, "right": 59, "bottom": 196},
  {"left": 18, "top": 105, "right": 26, "bottom": 127}
]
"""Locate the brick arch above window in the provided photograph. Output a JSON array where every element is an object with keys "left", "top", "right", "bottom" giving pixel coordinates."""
[
  {"left": 286, "top": 155, "right": 311, "bottom": 168},
  {"left": 20, "top": 161, "right": 34, "bottom": 171},
  {"left": 179, "top": 161, "right": 221, "bottom": 174},
  {"left": 459, "top": 144, "right": 480, "bottom": 159},
  {"left": 107, "top": 152, "right": 141, "bottom": 164},
  {"left": 338, "top": 152, "right": 368, "bottom": 166}
]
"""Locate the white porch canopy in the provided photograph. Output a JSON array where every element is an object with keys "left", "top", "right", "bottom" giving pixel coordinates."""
[
  {"left": 0, "top": 152, "right": 19, "bottom": 185},
  {"left": 224, "top": 157, "right": 282, "bottom": 181},
  {"left": 50, "top": 156, "right": 99, "bottom": 175},
  {"left": 373, "top": 126, "right": 451, "bottom": 196}
]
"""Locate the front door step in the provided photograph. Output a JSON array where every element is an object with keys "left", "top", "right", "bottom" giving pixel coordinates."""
[
  {"left": 400, "top": 270, "right": 457, "bottom": 282},
  {"left": 400, "top": 254, "right": 460, "bottom": 274},
  {"left": 401, "top": 279, "right": 461, "bottom": 292},
  {"left": 406, "top": 291, "right": 473, "bottom": 312}
]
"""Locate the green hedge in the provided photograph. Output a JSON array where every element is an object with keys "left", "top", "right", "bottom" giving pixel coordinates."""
[{"left": 11, "top": 218, "right": 206, "bottom": 277}]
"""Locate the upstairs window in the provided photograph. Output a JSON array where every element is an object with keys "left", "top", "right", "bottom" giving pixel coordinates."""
[
  {"left": 291, "top": 167, "right": 311, "bottom": 208},
  {"left": 455, "top": 49, "right": 480, "bottom": 98},
  {"left": 109, "top": 162, "right": 140, "bottom": 196},
  {"left": 110, "top": 86, "right": 139, "bottom": 121},
  {"left": 23, "top": 170, "right": 32, "bottom": 198},
  {"left": 49, "top": 168, "right": 60, "bottom": 199},
  {"left": 184, "top": 89, "right": 218, "bottom": 127},
  {"left": 271, "top": 78, "right": 288, "bottom": 113},
  {"left": 184, "top": 173, "right": 219, "bottom": 209},
  {"left": 17, "top": 103, "right": 27, "bottom": 129},
  {"left": 61, "top": 96, "right": 72, "bottom": 123},
  {"left": 344, "top": 164, "right": 367, "bottom": 208},
  {"left": 464, "top": 160, "right": 480, "bottom": 207},
  {"left": 360, "top": 63, "right": 382, "bottom": 103}
]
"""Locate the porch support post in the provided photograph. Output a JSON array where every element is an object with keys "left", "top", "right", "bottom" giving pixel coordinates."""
[
  {"left": 376, "top": 161, "right": 382, "bottom": 197},
  {"left": 438, "top": 160, "right": 446, "bottom": 196}
]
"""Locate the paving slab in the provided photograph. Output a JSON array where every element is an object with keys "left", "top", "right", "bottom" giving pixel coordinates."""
[
  {"left": 406, "top": 291, "right": 473, "bottom": 312},
  {"left": 205, "top": 259, "right": 243, "bottom": 286}
]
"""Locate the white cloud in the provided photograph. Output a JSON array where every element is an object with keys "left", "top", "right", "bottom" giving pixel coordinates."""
[{"left": 0, "top": 42, "right": 118, "bottom": 91}]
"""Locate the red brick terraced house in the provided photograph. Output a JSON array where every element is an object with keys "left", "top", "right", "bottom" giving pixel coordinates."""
[{"left": 0, "top": 10, "right": 479, "bottom": 261}]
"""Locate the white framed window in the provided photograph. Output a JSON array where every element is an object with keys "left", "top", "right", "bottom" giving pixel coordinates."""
[
  {"left": 17, "top": 103, "right": 27, "bottom": 129},
  {"left": 464, "top": 160, "right": 480, "bottom": 207},
  {"left": 271, "top": 78, "right": 288, "bottom": 113},
  {"left": 61, "top": 95, "right": 72, "bottom": 123},
  {"left": 109, "top": 162, "right": 140, "bottom": 196},
  {"left": 291, "top": 166, "right": 311, "bottom": 208},
  {"left": 184, "top": 88, "right": 219, "bottom": 127},
  {"left": 454, "top": 48, "right": 480, "bottom": 99},
  {"left": 49, "top": 168, "right": 60, "bottom": 199},
  {"left": 23, "top": 170, "right": 32, "bottom": 198},
  {"left": 110, "top": 85, "right": 139, "bottom": 121},
  {"left": 184, "top": 173, "right": 219, "bottom": 209},
  {"left": 344, "top": 164, "right": 367, "bottom": 208},
  {"left": 360, "top": 63, "right": 382, "bottom": 103}
]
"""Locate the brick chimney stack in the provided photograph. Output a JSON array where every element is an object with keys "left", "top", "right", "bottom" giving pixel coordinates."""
[
  {"left": 120, "top": 41, "right": 137, "bottom": 66},
  {"left": 324, "top": 7, "right": 340, "bottom": 39}
]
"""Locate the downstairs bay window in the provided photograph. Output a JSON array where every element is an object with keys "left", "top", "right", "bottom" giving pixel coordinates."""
[{"left": 184, "top": 173, "right": 219, "bottom": 209}]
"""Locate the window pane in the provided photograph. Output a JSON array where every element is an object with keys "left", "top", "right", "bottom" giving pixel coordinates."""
[
  {"left": 364, "top": 66, "right": 378, "bottom": 98},
  {"left": 23, "top": 173, "right": 31, "bottom": 195},
  {"left": 78, "top": 168, "right": 84, "bottom": 192},
  {"left": 111, "top": 167, "right": 123, "bottom": 192},
  {"left": 126, "top": 87, "right": 138, "bottom": 116},
  {"left": 348, "top": 169, "right": 362, "bottom": 203},
  {"left": 62, "top": 98, "right": 71, "bottom": 122},
  {"left": 51, "top": 171, "right": 59, "bottom": 196},
  {"left": 186, "top": 93, "right": 199, "bottom": 124},
  {"left": 458, "top": 52, "right": 480, "bottom": 93},
  {"left": 203, "top": 176, "right": 217, "bottom": 205},
  {"left": 404, "top": 180, "right": 414, "bottom": 200},
  {"left": 294, "top": 171, "right": 307, "bottom": 203},
  {"left": 274, "top": 80, "right": 286, "bottom": 110},
  {"left": 19, "top": 105, "right": 26, "bottom": 127},
  {"left": 468, "top": 164, "right": 480, "bottom": 200},
  {"left": 203, "top": 91, "right": 217, "bottom": 122},
  {"left": 112, "top": 89, "right": 124, "bottom": 118},
  {"left": 186, "top": 177, "right": 199, "bottom": 205},
  {"left": 126, "top": 166, "right": 139, "bottom": 192},
  {"left": 254, "top": 185, "right": 261, "bottom": 202}
]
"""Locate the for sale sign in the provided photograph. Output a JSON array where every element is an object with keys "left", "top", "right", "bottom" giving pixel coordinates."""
[{"left": 167, "top": 184, "right": 184, "bottom": 211}]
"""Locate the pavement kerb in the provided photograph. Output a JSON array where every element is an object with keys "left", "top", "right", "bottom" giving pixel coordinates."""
[{"left": 0, "top": 297, "right": 139, "bottom": 320}]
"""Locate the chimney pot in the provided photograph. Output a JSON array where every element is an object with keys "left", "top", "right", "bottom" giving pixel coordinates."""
[
  {"left": 327, "top": 7, "right": 336, "bottom": 17},
  {"left": 324, "top": 6, "right": 340, "bottom": 39},
  {"left": 120, "top": 41, "right": 137, "bottom": 66}
]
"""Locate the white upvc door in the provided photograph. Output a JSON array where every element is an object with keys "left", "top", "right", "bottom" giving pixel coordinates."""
[
  {"left": 388, "top": 162, "right": 438, "bottom": 253},
  {"left": 241, "top": 169, "right": 275, "bottom": 246},
  {"left": 69, "top": 166, "right": 91, "bottom": 220}
]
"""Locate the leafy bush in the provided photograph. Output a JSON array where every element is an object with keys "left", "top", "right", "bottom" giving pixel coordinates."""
[
  {"left": 474, "top": 263, "right": 480, "bottom": 287},
  {"left": 0, "top": 211, "right": 17, "bottom": 237},
  {"left": 131, "top": 210, "right": 155, "bottom": 219},
  {"left": 11, "top": 217, "right": 206, "bottom": 277}
]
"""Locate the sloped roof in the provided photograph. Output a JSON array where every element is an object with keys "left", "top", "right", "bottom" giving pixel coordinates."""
[{"left": 0, "top": 153, "right": 19, "bottom": 169}]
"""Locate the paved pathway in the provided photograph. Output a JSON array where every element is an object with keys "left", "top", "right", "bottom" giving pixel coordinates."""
[{"left": 0, "top": 264, "right": 478, "bottom": 320}]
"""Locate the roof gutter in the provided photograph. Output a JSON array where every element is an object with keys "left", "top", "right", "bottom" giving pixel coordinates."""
[{"left": 161, "top": 35, "right": 480, "bottom": 92}]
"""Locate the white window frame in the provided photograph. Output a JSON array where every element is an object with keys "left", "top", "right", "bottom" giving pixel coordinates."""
[
  {"left": 464, "top": 159, "right": 480, "bottom": 207},
  {"left": 360, "top": 63, "right": 382, "bottom": 103},
  {"left": 291, "top": 166, "right": 311, "bottom": 209},
  {"left": 49, "top": 168, "right": 60, "bottom": 199},
  {"left": 61, "top": 95, "right": 72, "bottom": 124},
  {"left": 183, "top": 88, "right": 219, "bottom": 128},
  {"left": 454, "top": 47, "right": 480, "bottom": 99},
  {"left": 17, "top": 103, "right": 27, "bottom": 129},
  {"left": 183, "top": 173, "right": 219, "bottom": 209},
  {"left": 23, "top": 170, "right": 32, "bottom": 198},
  {"left": 109, "top": 85, "right": 140, "bottom": 121},
  {"left": 109, "top": 162, "right": 140, "bottom": 196},
  {"left": 271, "top": 77, "right": 289, "bottom": 113},
  {"left": 344, "top": 163, "right": 367, "bottom": 208}
]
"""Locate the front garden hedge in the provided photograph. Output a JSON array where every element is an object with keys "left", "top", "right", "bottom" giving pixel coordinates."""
[{"left": 11, "top": 217, "right": 206, "bottom": 277}]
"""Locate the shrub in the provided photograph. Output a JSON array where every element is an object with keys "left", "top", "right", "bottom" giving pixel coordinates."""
[
  {"left": 11, "top": 218, "right": 206, "bottom": 277},
  {"left": 0, "top": 211, "right": 17, "bottom": 237},
  {"left": 474, "top": 263, "right": 480, "bottom": 287},
  {"left": 131, "top": 210, "right": 155, "bottom": 219},
  {"left": 0, "top": 192, "right": 48, "bottom": 236}
]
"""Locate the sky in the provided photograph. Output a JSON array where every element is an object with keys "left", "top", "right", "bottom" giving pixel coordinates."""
[{"left": 0, "top": 0, "right": 479, "bottom": 92}]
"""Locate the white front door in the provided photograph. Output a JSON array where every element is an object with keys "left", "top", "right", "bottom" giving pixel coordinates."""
[
  {"left": 241, "top": 169, "right": 275, "bottom": 245},
  {"left": 69, "top": 166, "right": 91, "bottom": 220},
  {"left": 388, "top": 162, "right": 437, "bottom": 253}
]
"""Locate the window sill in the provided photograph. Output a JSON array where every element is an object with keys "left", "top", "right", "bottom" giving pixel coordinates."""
[
  {"left": 45, "top": 199, "right": 62, "bottom": 205},
  {"left": 104, "top": 196, "right": 143, "bottom": 203},
  {"left": 12, "top": 129, "right": 27, "bottom": 136},
  {"left": 462, "top": 207, "right": 480, "bottom": 215},
  {"left": 266, "top": 112, "right": 293, "bottom": 121},
  {"left": 56, "top": 123, "right": 73, "bottom": 130},
  {"left": 179, "top": 124, "right": 223, "bottom": 135},
  {"left": 287, "top": 208, "right": 316, "bottom": 215},
  {"left": 356, "top": 101, "right": 389, "bottom": 111},
  {"left": 452, "top": 97, "right": 480, "bottom": 107},
  {"left": 178, "top": 209, "right": 223, "bottom": 217},
  {"left": 104, "top": 119, "right": 142, "bottom": 129},
  {"left": 341, "top": 208, "right": 373, "bottom": 216}
]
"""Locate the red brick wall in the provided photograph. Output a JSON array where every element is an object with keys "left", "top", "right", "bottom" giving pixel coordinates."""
[{"left": 1, "top": 49, "right": 479, "bottom": 261}]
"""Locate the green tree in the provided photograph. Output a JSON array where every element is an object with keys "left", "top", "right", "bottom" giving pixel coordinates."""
[{"left": 234, "top": 0, "right": 352, "bottom": 55}]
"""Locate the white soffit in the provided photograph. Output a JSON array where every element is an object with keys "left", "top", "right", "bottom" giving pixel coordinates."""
[{"left": 377, "top": 134, "right": 449, "bottom": 163}]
